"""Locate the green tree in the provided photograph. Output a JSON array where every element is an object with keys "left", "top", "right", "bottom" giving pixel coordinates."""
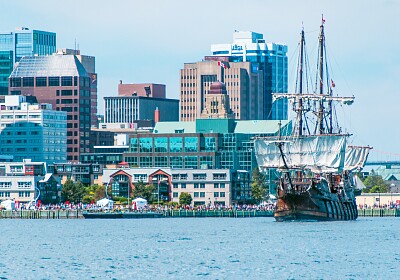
[
  {"left": 251, "top": 167, "right": 268, "bottom": 203},
  {"left": 179, "top": 192, "right": 192, "bottom": 206},
  {"left": 132, "top": 181, "right": 155, "bottom": 203},
  {"left": 362, "top": 174, "right": 388, "bottom": 193},
  {"left": 61, "top": 179, "right": 86, "bottom": 203}
]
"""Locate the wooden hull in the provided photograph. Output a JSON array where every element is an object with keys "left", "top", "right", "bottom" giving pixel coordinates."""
[{"left": 274, "top": 192, "right": 358, "bottom": 222}]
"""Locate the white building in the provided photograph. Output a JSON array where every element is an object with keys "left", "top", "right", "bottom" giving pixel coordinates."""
[
  {"left": 0, "top": 95, "right": 67, "bottom": 163},
  {"left": 101, "top": 167, "right": 247, "bottom": 206},
  {"left": 0, "top": 160, "right": 60, "bottom": 204}
]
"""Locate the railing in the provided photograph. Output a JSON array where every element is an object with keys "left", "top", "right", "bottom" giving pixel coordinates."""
[{"left": 358, "top": 208, "right": 399, "bottom": 217}]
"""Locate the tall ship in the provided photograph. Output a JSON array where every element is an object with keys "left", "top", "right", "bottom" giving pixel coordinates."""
[{"left": 254, "top": 18, "right": 371, "bottom": 221}]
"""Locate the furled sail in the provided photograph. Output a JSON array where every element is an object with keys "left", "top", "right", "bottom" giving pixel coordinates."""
[
  {"left": 254, "top": 135, "right": 347, "bottom": 173},
  {"left": 344, "top": 146, "right": 371, "bottom": 171}
]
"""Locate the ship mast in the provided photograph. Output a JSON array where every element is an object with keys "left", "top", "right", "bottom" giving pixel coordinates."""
[
  {"left": 297, "top": 28, "right": 306, "bottom": 136},
  {"left": 317, "top": 16, "right": 325, "bottom": 134}
]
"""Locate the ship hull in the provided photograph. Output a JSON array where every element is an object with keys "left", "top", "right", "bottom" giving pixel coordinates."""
[{"left": 274, "top": 193, "right": 358, "bottom": 222}]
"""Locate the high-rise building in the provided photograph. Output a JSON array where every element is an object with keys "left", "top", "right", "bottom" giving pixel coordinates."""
[
  {"left": 0, "top": 96, "right": 67, "bottom": 163},
  {"left": 210, "top": 31, "right": 288, "bottom": 120},
  {"left": 8, "top": 53, "right": 94, "bottom": 162},
  {"left": 180, "top": 60, "right": 264, "bottom": 121},
  {"left": 0, "top": 27, "right": 56, "bottom": 95}
]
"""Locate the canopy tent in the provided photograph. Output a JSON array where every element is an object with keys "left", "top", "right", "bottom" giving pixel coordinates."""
[
  {"left": 1, "top": 199, "right": 15, "bottom": 210},
  {"left": 132, "top": 197, "right": 147, "bottom": 210},
  {"left": 96, "top": 198, "right": 114, "bottom": 209}
]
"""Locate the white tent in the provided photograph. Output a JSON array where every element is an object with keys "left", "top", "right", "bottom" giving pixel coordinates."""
[
  {"left": 96, "top": 198, "right": 114, "bottom": 209},
  {"left": 1, "top": 199, "right": 15, "bottom": 210},
  {"left": 132, "top": 197, "right": 147, "bottom": 210}
]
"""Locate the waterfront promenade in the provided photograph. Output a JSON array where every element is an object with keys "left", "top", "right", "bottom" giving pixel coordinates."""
[
  {"left": 0, "top": 209, "right": 274, "bottom": 219},
  {"left": 0, "top": 208, "right": 399, "bottom": 219}
]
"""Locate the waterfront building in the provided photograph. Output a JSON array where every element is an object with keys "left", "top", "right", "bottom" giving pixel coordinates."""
[
  {"left": 48, "top": 162, "right": 103, "bottom": 186},
  {"left": 210, "top": 30, "right": 288, "bottom": 120},
  {"left": 0, "top": 160, "right": 60, "bottom": 204},
  {"left": 0, "top": 95, "right": 67, "bottom": 163},
  {"left": 0, "top": 27, "right": 56, "bottom": 95},
  {"left": 102, "top": 167, "right": 250, "bottom": 206},
  {"left": 8, "top": 52, "right": 95, "bottom": 161}
]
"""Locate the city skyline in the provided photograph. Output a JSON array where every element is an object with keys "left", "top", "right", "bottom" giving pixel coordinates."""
[{"left": 2, "top": 0, "right": 399, "bottom": 159}]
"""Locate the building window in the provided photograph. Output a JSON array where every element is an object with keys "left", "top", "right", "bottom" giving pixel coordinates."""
[
  {"left": 36, "top": 77, "right": 47, "bottom": 87},
  {"left": 193, "top": 173, "right": 206, "bottom": 180},
  {"left": 61, "top": 76, "right": 73, "bottom": 86},
  {"left": 213, "top": 173, "right": 227, "bottom": 180},
  {"left": 194, "top": 192, "right": 199, "bottom": 198},
  {"left": 49, "top": 77, "right": 60, "bottom": 86},
  {"left": 139, "top": 156, "right": 152, "bottom": 167},
  {"left": 173, "top": 192, "right": 178, "bottom": 198},
  {"left": 200, "top": 183, "right": 205, "bottom": 189},
  {"left": 214, "top": 183, "right": 219, "bottom": 188},
  {"left": 169, "top": 137, "right": 183, "bottom": 153},
  {"left": 200, "top": 192, "right": 205, "bottom": 198},
  {"left": 170, "top": 156, "right": 183, "bottom": 168},
  {"left": 181, "top": 183, "right": 186, "bottom": 189},
  {"left": 194, "top": 183, "right": 199, "bottom": 189},
  {"left": 173, "top": 183, "right": 178, "bottom": 189},
  {"left": 220, "top": 192, "right": 225, "bottom": 197},
  {"left": 154, "top": 156, "right": 168, "bottom": 167},
  {"left": 139, "top": 138, "right": 152, "bottom": 153},
  {"left": 214, "top": 192, "right": 219, "bottom": 197},
  {"left": 219, "top": 183, "right": 225, "bottom": 188},
  {"left": 22, "top": 77, "right": 34, "bottom": 87},
  {"left": 184, "top": 156, "right": 197, "bottom": 169},
  {"left": 184, "top": 137, "right": 198, "bottom": 152},
  {"left": 154, "top": 137, "right": 168, "bottom": 153}
]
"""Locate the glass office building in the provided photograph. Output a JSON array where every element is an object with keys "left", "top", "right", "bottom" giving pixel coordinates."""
[
  {"left": 0, "top": 27, "right": 56, "bottom": 94},
  {"left": 210, "top": 31, "right": 288, "bottom": 120}
]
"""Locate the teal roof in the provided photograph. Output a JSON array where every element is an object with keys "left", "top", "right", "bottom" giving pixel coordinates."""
[
  {"left": 10, "top": 55, "right": 88, "bottom": 77},
  {"left": 154, "top": 121, "right": 196, "bottom": 134},
  {"left": 154, "top": 119, "right": 291, "bottom": 135}
]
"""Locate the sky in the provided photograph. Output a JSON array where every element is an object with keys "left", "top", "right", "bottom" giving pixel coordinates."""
[{"left": 3, "top": 0, "right": 400, "bottom": 160}]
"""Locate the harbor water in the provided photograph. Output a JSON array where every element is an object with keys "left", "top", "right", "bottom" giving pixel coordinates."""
[{"left": 0, "top": 217, "right": 399, "bottom": 279}]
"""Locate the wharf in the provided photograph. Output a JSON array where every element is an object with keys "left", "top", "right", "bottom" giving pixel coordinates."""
[{"left": 0, "top": 209, "right": 273, "bottom": 219}]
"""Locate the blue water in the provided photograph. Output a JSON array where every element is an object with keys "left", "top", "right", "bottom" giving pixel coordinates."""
[{"left": 0, "top": 217, "right": 399, "bottom": 279}]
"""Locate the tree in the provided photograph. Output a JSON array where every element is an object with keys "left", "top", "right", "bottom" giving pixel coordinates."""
[
  {"left": 132, "top": 181, "right": 155, "bottom": 203},
  {"left": 362, "top": 174, "right": 388, "bottom": 193},
  {"left": 179, "top": 192, "right": 192, "bottom": 206},
  {"left": 61, "top": 179, "right": 86, "bottom": 203},
  {"left": 251, "top": 167, "right": 268, "bottom": 203}
]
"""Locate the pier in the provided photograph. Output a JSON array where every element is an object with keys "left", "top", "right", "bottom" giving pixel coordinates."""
[{"left": 1, "top": 209, "right": 398, "bottom": 219}]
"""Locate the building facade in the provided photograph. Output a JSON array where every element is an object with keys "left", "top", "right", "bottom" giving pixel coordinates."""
[
  {"left": 210, "top": 31, "right": 288, "bottom": 120},
  {"left": 102, "top": 167, "right": 251, "bottom": 206},
  {"left": 180, "top": 60, "right": 263, "bottom": 121},
  {"left": 48, "top": 162, "right": 103, "bottom": 186},
  {"left": 0, "top": 160, "right": 60, "bottom": 204},
  {"left": 8, "top": 53, "right": 94, "bottom": 161},
  {"left": 0, "top": 95, "right": 67, "bottom": 163},
  {"left": 104, "top": 96, "right": 179, "bottom": 124},
  {"left": 0, "top": 27, "right": 56, "bottom": 95},
  {"left": 118, "top": 82, "right": 166, "bottom": 98}
]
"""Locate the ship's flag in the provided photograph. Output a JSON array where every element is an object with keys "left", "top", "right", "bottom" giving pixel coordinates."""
[
  {"left": 218, "top": 61, "right": 227, "bottom": 69},
  {"left": 322, "top": 15, "right": 326, "bottom": 24},
  {"left": 331, "top": 79, "right": 335, "bottom": 88}
]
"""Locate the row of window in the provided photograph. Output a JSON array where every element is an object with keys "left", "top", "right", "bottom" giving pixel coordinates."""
[
  {"left": 172, "top": 192, "right": 226, "bottom": 198},
  {"left": 9, "top": 76, "right": 91, "bottom": 88}
]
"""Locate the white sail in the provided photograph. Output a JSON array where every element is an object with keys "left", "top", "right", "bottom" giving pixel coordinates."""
[
  {"left": 344, "top": 146, "right": 371, "bottom": 171},
  {"left": 254, "top": 135, "right": 347, "bottom": 173}
]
